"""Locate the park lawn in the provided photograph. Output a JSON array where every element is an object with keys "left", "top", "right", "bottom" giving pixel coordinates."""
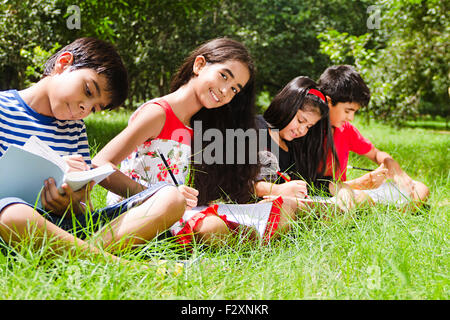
[{"left": 0, "top": 112, "right": 448, "bottom": 300}]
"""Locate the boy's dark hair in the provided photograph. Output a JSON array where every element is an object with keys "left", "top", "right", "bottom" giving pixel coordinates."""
[
  {"left": 43, "top": 37, "right": 128, "bottom": 110},
  {"left": 318, "top": 65, "right": 370, "bottom": 107}
]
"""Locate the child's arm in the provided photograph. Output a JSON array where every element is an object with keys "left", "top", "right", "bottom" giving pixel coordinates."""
[
  {"left": 92, "top": 103, "right": 166, "bottom": 198},
  {"left": 344, "top": 163, "right": 388, "bottom": 190},
  {"left": 362, "top": 146, "right": 415, "bottom": 194},
  {"left": 254, "top": 180, "right": 307, "bottom": 199}
]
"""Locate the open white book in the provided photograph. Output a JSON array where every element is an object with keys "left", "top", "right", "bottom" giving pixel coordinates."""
[
  {"left": 0, "top": 136, "right": 114, "bottom": 208},
  {"left": 171, "top": 202, "right": 275, "bottom": 240},
  {"left": 301, "top": 181, "right": 410, "bottom": 206}
]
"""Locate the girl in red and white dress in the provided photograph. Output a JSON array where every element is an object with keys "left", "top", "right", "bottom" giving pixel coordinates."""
[
  {"left": 93, "top": 38, "right": 297, "bottom": 246},
  {"left": 104, "top": 98, "right": 193, "bottom": 205}
]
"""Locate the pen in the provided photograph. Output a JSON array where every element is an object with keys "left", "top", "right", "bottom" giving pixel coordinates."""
[
  {"left": 276, "top": 170, "right": 291, "bottom": 182},
  {"left": 156, "top": 148, "right": 180, "bottom": 186},
  {"left": 347, "top": 165, "right": 373, "bottom": 172}
]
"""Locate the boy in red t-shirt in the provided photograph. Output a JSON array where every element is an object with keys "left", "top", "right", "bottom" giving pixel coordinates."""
[{"left": 318, "top": 65, "right": 429, "bottom": 203}]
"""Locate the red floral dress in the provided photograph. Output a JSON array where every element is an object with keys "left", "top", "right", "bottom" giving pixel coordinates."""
[
  {"left": 106, "top": 99, "right": 285, "bottom": 247},
  {"left": 107, "top": 99, "right": 193, "bottom": 204}
]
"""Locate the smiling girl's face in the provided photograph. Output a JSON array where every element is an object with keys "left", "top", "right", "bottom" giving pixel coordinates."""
[
  {"left": 192, "top": 56, "right": 250, "bottom": 109},
  {"left": 279, "top": 107, "right": 322, "bottom": 141}
]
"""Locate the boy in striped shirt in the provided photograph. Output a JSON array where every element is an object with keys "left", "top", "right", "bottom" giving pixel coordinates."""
[{"left": 0, "top": 38, "right": 185, "bottom": 262}]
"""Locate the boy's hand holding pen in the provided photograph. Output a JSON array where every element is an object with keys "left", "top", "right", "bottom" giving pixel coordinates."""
[
  {"left": 156, "top": 148, "right": 198, "bottom": 210},
  {"left": 63, "top": 154, "right": 91, "bottom": 172}
]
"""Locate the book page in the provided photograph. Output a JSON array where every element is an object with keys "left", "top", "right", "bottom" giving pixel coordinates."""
[
  {"left": 175, "top": 203, "right": 273, "bottom": 239},
  {"left": 216, "top": 202, "right": 274, "bottom": 238},
  {"left": 362, "top": 181, "right": 410, "bottom": 204},
  {"left": 64, "top": 164, "right": 115, "bottom": 191},
  {"left": 22, "top": 135, "right": 68, "bottom": 172}
]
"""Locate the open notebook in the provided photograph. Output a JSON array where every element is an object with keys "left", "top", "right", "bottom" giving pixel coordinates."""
[{"left": 0, "top": 136, "right": 114, "bottom": 208}]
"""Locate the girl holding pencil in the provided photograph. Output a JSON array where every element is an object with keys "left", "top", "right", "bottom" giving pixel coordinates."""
[
  {"left": 93, "top": 38, "right": 254, "bottom": 208},
  {"left": 254, "top": 76, "right": 338, "bottom": 199},
  {"left": 258, "top": 70, "right": 428, "bottom": 209},
  {"left": 93, "top": 38, "right": 297, "bottom": 246}
]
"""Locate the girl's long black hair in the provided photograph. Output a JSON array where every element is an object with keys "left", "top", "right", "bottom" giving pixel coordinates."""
[
  {"left": 171, "top": 38, "right": 259, "bottom": 205},
  {"left": 263, "top": 76, "right": 339, "bottom": 185}
]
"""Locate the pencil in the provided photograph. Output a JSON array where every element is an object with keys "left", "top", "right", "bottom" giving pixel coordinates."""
[
  {"left": 347, "top": 165, "right": 373, "bottom": 172},
  {"left": 276, "top": 170, "right": 291, "bottom": 182},
  {"left": 156, "top": 148, "right": 180, "bottom": 186}
]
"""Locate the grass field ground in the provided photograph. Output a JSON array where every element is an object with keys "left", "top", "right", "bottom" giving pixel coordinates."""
[{"left": 1, "top": 111, "right": 448, "bottom": 300}]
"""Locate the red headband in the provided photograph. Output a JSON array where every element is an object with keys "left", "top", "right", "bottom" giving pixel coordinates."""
[{"left": 307, "top": 88, "right": 326, "bottom": 103}]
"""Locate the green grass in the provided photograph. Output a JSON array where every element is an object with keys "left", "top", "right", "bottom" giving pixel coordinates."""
[
  {"left": 84, "top": 107, "right": 131, "bottom": 154},
  {"left": 0, "top": 113, "right": 449, "bottom": 300},
  {"left": 402, "top": 115, "right": 449, "bottom": 131}
]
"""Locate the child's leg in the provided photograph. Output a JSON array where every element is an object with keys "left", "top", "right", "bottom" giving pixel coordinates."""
[
  {"left": 411, "top": 180, "right": 429, "bottom": 202},
  {"left": 256, "top": 197, "right": 298, "bottom": 237},
  {"left": 0, "top": 203, "right": 120, "bottom": 262},
  {"left": 96, "top": 186, "right": 185, "bottom": 252},
  {"left": 272, "top": 197, "right": 297, "bottom": 234},
  {"left": 193, "top": 215, "right": 231, "bottom": 246},
  {"left": 398, "top": 180, "right": 430, "bottom": 212}
]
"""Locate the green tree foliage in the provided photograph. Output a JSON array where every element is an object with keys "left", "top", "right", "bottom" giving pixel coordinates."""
[
  {"left": 0, "top": 0, "right": 219, "bottom": 107},
  {"left": 203, "top": 0, "right": 372, "bottom": 95},
  {"left": 318, "top": 0, "right": 449, "bottom": 123},
  {"left": 1, "top": 0, "right": 447, "bottom": 123},
  {"left": 0, "top": 0, "right": 62, "bottom": 89},
  {"left": 68, "top": 0, "right": 221, "bottom": 106},
  {"left": 0, "top": 0, "right": 373, "bottom": 109}
]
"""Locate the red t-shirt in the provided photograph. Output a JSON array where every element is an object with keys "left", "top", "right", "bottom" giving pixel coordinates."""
[{"left": 324, "top": 122, "right": 373, "bottom": 181}]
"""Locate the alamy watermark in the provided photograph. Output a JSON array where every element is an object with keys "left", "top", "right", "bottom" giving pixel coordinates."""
[
  {"left": 367, "top": 5, "right": 381, "bottom": 30},
  {"left": 66, "top": 5, "right": 81, "bottom": 30},
  {"left": 170, "top": 121, "right": 280, "bottom": 165},
  {"left": 192, "top": 121, "right": 279, "bottom": 165},
  {"left": 366, "top": 265, "right": 381, "bottom": 290}
]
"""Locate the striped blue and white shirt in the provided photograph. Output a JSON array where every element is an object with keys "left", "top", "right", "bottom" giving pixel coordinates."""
[{"left": 0, "top": 90, "right": 91, "bottom": 165}]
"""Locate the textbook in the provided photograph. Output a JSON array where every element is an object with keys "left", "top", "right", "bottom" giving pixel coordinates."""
[{"left": 0, "top": 136, "right": 115, "bottom": 208}]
